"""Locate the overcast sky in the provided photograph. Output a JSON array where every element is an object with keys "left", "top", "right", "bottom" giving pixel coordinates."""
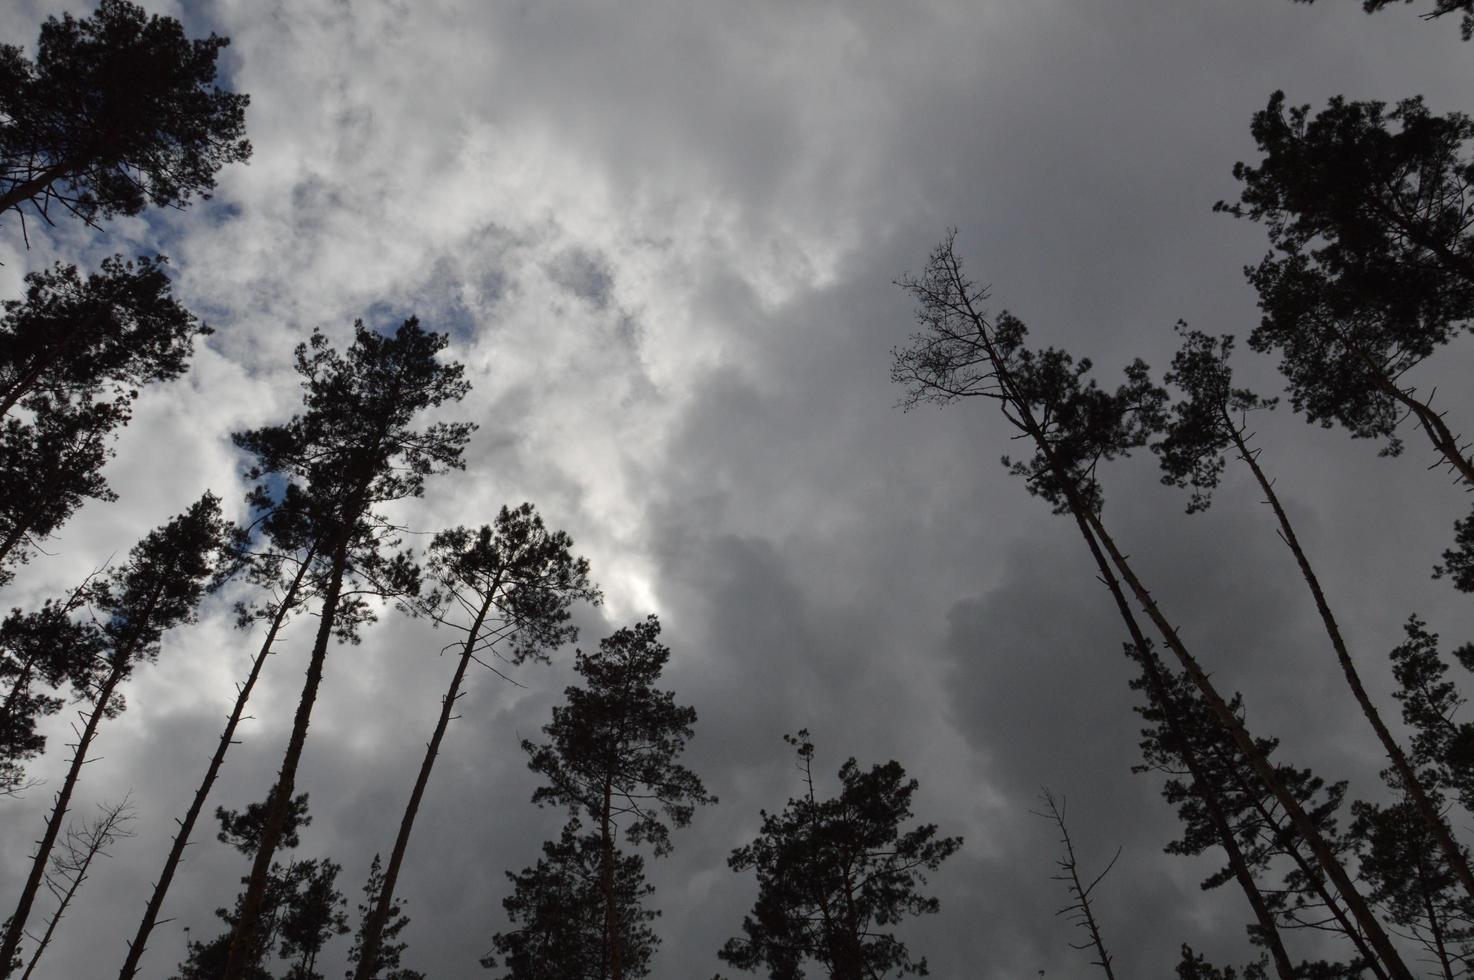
[{"left": 3, "top": 1, "right": 1474, "bottom": 977}]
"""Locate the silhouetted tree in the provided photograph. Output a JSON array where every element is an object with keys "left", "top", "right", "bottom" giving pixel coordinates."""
[
  {"left": 893, "top": 232, "right": 1412, "bottom": 979},
  {"left": 351, "top": 505, "right": 597, "bottom": 980},
  {"left": 0, "top": 493, "right": 233, "bottom": 977},
  {"left": 345, "top": 855, "right": 423, "bottom": 980},
  {"left": 0, "top": 255, "right": 208, "bottom": 582},
  {"left": 0, "top": 580, "right": 104, "bottom": 795},
  {"left": 483, "top": 820, "right": 658, "bottom": 980},
  {"left": 221, "top": 318, "right": 474, "bottom": 980},
  {"left": 718, "top": 732, "right": 960, "bottom": 980},
  {"left": 0, "top": 256, "right": 206, "bottom": 420},
  {"left": 523, "top": 615, "right": 713, "bottom": 980},
  {"left": 1154, "top": 324, "right": 1474, "bottom": 906},
  {"left": 1034, "top": 790, "right": 1119, "bottom": 980},
  {"left": 1176, "top": 945, "right": 1270, "bottom": 980},
  {"left": 1290, "top": 0, "right": 1474, "bottom": 39},
  {"left": 175, "top": 795, "right": 348, "bottom": 980},
  {"left": 0, "top": 399, "right": 120, "bottom": 585},
  {"left": 120, "top": 505, "right": 326, "bottom": 979},
  {"left": 1135, "top": 662, "right": 1373, "bottom": 978},
  {"left": 0, "top": 0, "right": 250, "bottom": 232},
  {"left": 1219, "top": 92, "right": 1474, "bottom": 485},
  {"left": 1385, "top": 617, "right": 1474, "bottom": 813},
  {"left": 19, "top": 796, "right": 134, "bottom": 980}
]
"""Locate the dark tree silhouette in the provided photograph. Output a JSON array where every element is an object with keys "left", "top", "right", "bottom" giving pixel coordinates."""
[
  {"left": 351, "top": 505, "right": 597, "bottom": 980},
  {"left": 0, "top": 256, "right": 207, "bottom": 420},
  {"left": 0, "top": 255, "right": 207, "bottom": 582},
  {"left": 892, "top": 232, "right": 1413, "bottom": 980},
  {"left": 1034, "top": 791, "right": 1119, "bottom": 980},
  {"left": 1290, "top": 0, "right": 1474, "bottom": 39},
  {"left": 221, "top": 318, "right": 474, "bottom": 980},
  {"left": 1135, "top": 663, "right": 1374, "bottom": 977},
  {"left": 0, "top": 493, "right": 233, "bottom": 977},
  {"left": 0, "top": 580, "right": 104, "bottom": 795},
  {"left": 718, "top": 731, "right": 961, "bottom": 980},
  {"left": 1385, "top": 617, "right": 1474, "bottom": 813},
  {"left": 522, "top": 615, "right": 713, "bottom": 980},
  {"left": 1176, "top": 945, "right": 1270, "bottom": 980},
  {"left": 346, "top": 855, "right": 424, "bottom": 980},
  {"left": 119, "top": 524, "right": 324, "bottom": 980},
  {"left": 174, "top": 795, "right": 349, "bottom": 980},
  {"left": 1219, "top": 92, "right": 1474, "bottom": 485},
  {"left": 0, "top": 399, "right": 120, "bottom": 584},
  {"left": 483, "top": 820, "right": 658, "bottom": 980},
  {"left": 18, "top": 796, "right": 134, "bottom": 980},
  {"left": 1154, "top": 324, "right": 1474, "bottom": 907},
  {"left": 0, "top": 0, "right": 250, "bottom": 232}
]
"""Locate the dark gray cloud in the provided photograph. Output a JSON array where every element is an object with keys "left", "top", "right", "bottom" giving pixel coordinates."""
[{"left": 2, "top": 0, "right": 1474, "bottom": 978}]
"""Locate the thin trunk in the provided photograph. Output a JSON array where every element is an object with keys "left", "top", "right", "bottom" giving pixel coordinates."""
[
  {"left": 1214, "top": 737, "right": 1387, "bottom": 979},
  {"left": 1229, "top": 418, "right": 1474, "bottom": 907},
  {"left": 0, "top": 652, "right": 130, "bottom": 977},
  {"left": 118, "top": 547, "right": 316, "bottom": 980},
  {"left": 19, "top": 803, "right": 125, "bottom": 980},
  {"left": 600, "top": 775, "right": 622, "bottom": 980},
  {"left": 940, "top": 267, "right": 1409, "bottom": 978},
  {"left": 1068, "top": 510, "right": 1297, "bottom": 980},
  {"left": 350, "top": 581, "right": 499, "bottom": 980},
  {"left": 220, "top": 535, "right": 350, "bottom": 980},
  {"left": 1078, "top": 503, "right": 1410, "bottom": 978},
  {"left": 1418, "top": 861, "right": 1456, "bottom": 980},
  {"left": 1041, "top": 791, "right": 1118, "bottom": 980}
]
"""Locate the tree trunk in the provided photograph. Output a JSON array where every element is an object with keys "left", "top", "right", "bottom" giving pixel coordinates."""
[
  {"left": 350, "top": 583, "right": 498, "bottom": 980},
  {"left": 600, "top": 775, "right": 623, "bottom": 980},
  {"left": 117, "top": 547, "right": 316, "bottom": 980},
  {"left": 220, "top": 535, "right": 350, "bottom": 980},
  {"left": 0, "top": 652, "right": 130, "bottom": 977},
  {"left": 1076, "top": 502, "right": 1409, "bottom": 978},
  {"left": 1068, "top": 510, "right": 1297, "bottom": 980},
  {"left": 1228, "top": 419, "right": 1474, "bottom": 906}
]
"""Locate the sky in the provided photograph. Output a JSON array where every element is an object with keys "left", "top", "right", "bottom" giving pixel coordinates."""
[{"left": 2, "top": 0, "right": 1474, "bottom": 977}]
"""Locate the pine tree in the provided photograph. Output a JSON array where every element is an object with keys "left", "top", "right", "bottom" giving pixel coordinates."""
[
  {"left": 1218, "top": 92, "right": 1474, "bottom": 485},
  {"left": 0, "top": 0, "right": 250, "bottom": 230},
  {"left": 484, "top": 821, "right": 657, "bottom": 980},
  {"left": 718, "top": 731, "right": 961, "bottom": 980},
  {"left": 522, "top": 616, "right": 714, "bottom": 980},
  {"left": 174, "top": 795, "right": 348, "bottom": 980},
  {"left": 120, "top": 494, "right": 328, "bottom": 978},
  {"left": 0, "top": 493, "right": 234, "bottom": 977},
  {"left": 892, "top": 232, "right": 1413, "bottom": 979},
  {"left": 220, "top": 318, "right": 473, "bottom": 980},
  {"left": 346, "top": 855, "right": 423, "bottom": 980},
  {"left": 1154, "top": 324, "right": 1474, "bottom": 906},
  {"left": 0, "top": 582, "right": 105, "bottom": 795},
  {"left": 351, "top": 505, "right": 597, "bottom": 980}
]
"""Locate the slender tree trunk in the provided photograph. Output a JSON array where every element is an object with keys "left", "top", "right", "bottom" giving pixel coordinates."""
[
  {"left": 600, "top": 775, "right": 623, "bottom": 980},
  {"left": 221, "top": 535, "right": 350, "bottom": 980},
  {"left": 350, "top": 583, "right": 498, "bottom": 980},
  {"left": 19, "top": 801, "right": 126, "bottom": 980},
  {"left": 940, "top": 268, "right": 1410, "bottom": 978},
  {"left": 1212, "top": 737, "right": 1388, "bottom": 980},
  {"left": 1068, "top": 510, "right": 1297, "bottom": 980},
  {"left": 1075, "top": 502, "right": 1409, "bottom": 978},
  {"left": 118, "top": 548, "right": 316, "bottom": 980},
  {"left": 1418, "top": 863, "right": 1455, "bottom": 980},
  {"left": 1228, "top": 418, "right": 1474, "bottom": 907},
  {"left": 0, "top": 648, "right": 133, "bottom": 977}
]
